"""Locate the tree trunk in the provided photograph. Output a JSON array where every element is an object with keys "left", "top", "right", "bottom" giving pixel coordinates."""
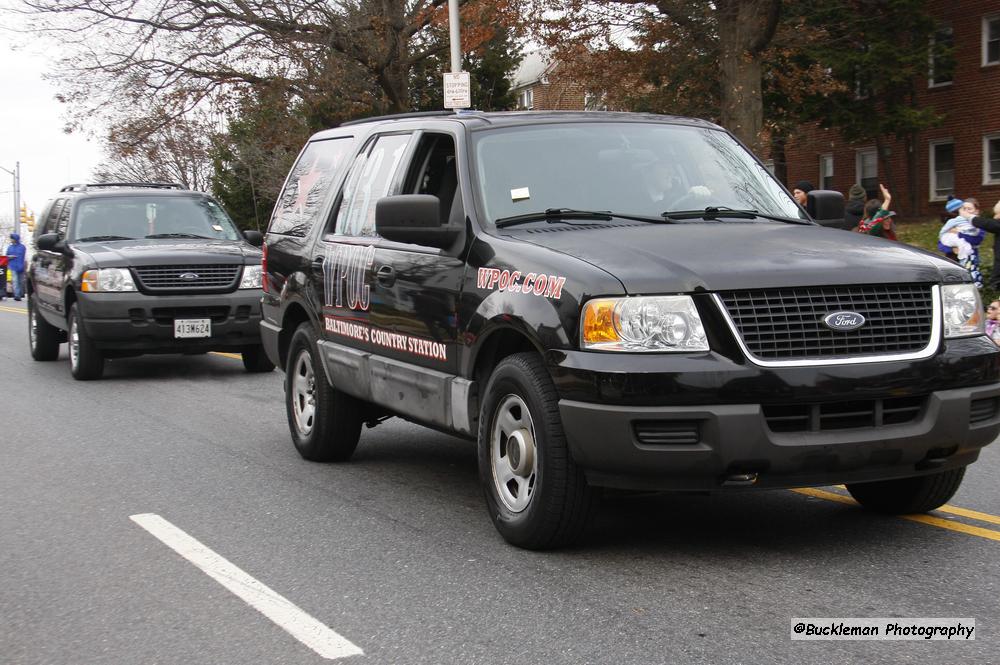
[
  {"left": 714, "top": 0, "right": 780, "bottom": 156},
  {"left": 719, "top": 43, "right": 764, "bottom": 154},
  {"left": 770, "top": 131, "right": 788, "bottom": 184}
]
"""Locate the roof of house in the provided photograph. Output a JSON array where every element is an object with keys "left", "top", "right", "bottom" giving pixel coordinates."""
[{"left": 510, "top": 50, "right": 554, "bottom": 90}]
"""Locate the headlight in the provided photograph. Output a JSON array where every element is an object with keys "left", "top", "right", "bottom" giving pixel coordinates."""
[
  {"left": 942, "top": 283, "right": 984, "bottom": 338},
  {"left": 239, "top": 264, "right": 262, "bottom": 289},
  {"left": 582, "top": 296, "right": 709, "bottom": 352},
  {"left": 80, "top": 268, "right": 137, "bottom": 292}
]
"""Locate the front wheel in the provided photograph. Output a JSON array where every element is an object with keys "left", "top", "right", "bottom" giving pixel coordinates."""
[
  {"left": 28, "top": 296, "right": 61, "bottom": 361},
  {"left": 242, "top": 345, "right": 275, "bottom": 373},
  {"left": 846, "top": 467, "right": 966, "bottom": 514},
  {"left": 477, "top": 352, "right": 595, "bottom": 550},
  {"left": 68, "top": 303, "right": 103, "bottom": 380},
  {"left": 284, "top": 322, "right": 361, "bottom": 462}
]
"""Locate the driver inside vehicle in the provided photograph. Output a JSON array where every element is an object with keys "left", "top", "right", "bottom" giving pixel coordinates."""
[{"left": 641, "top": 159, "right": 711, "bottom": 209}]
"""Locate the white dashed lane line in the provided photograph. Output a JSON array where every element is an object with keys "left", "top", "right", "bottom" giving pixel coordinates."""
[{"left": 130, "top": 513, "right": 364, "bottom": 660}]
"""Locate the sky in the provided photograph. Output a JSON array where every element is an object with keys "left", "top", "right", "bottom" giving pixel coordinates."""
[{"left": 0, "top": 19, "right": 104, "bottom": 232}]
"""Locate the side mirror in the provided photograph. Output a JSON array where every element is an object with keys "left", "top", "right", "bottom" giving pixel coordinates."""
[
  {"left": 807, "top": 190, "right": 847, "bottom": 227},
  {"left": 36, "top": 233, "right": 62, "bottom": 252},
  {"left": 375, "top": 195, "right": 461, "bottom": 249},
  {"left": 243, "top": 230, "right": 263, "bottom": 247}
]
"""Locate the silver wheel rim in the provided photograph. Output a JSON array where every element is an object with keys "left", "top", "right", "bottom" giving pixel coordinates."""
[
  {"left": 291, "top": 348, "right": 316, "bottom": 436},
  {"left": 490, "top": 394, "right": 538, "bottom": 513},
  {"left": 28, "top": 304, "right": 37, "bottom": 351},
  {"left": 69, "top": 315, "right": 79, "bottom": 370}
]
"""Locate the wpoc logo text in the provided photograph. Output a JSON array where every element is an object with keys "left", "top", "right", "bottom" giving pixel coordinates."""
[{"left": 477, "top": 267, "right": 566, "bottom": 300}]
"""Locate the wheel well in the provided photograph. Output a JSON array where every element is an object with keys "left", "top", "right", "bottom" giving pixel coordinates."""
[
  {"left": 279, "top": 303, "right": 311, "bottom": 370},
  {"left": 472, "top": 328, "right": 540, "bottom": 388},
  {"left": 63, "top": 289, "right": 77, "bottom": 323}
]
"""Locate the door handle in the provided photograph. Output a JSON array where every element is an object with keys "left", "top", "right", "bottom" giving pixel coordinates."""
[
  {"left": 311, "top": 256, "right": 325, "bottom": 273},
  {"left": 376, "top": 264, "right": 396, "bottom": 287}
]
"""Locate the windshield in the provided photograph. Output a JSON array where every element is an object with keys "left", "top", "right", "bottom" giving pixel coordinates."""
[
  {"left": 70, "top": 196, "right": 242, "bottom": 241},
  {"left": 472, "top": 122, "right": 803, "bottom": 224}
]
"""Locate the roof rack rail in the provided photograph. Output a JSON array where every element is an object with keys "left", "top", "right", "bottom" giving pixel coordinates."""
[
  {"left": 340, "top": 110, "right": 458, "bottom": 127},
  {"left": 59, "top": 182, "right": 185, "bottom": 192}
]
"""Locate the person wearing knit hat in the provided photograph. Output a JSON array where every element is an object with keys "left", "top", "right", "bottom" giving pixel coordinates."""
[
  {"left": 845, "top": 184, "right": 867, "bottom": 228},
  {"left": 938, "top": 197, "right": 985, "bottom": 288},
  {"left": 791, "top": 181, "right": 814, "bottom": 207}
]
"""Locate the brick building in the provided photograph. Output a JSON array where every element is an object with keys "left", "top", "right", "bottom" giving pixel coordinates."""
[
  {"left": 510, "top": 50, "right": 587, "bottom": 111},
  {"left": 783, "top": 1, "right": 1000, "bottom": 217}
]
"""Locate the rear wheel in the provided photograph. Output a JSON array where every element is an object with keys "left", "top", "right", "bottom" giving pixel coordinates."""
[
  {"left": 69, "top": 303, "right": 103, "bottom": 380},
  {"left": 242, "top": 345, "right": 275, "bottom": 373},
  {"left": 285, "top": 322, "right": 361, "bottom": 462},
  {"left": 478, "top": 352, "right": 595, "bottom": 550},
  {"left": 28, "top": 296, "right": 61, "bottom": 361},
  {"left": 846, "top": 467, "right": 966, "bottom": 514}
]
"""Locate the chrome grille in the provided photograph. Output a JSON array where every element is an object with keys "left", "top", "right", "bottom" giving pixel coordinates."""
[
  {"left": 133, "top": 264, "right": 240, "bottom": 291},
  {"left": 718, "top": 284, "right": 935, "bottom": 361}
]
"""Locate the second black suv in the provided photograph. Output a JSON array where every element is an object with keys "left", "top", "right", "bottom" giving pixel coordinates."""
[
  {"left": 27, "top": 182, "right": 273, "bottom": 379},
  {"left": 262, "top": 111, "right": 1000, "bottom": 549}
]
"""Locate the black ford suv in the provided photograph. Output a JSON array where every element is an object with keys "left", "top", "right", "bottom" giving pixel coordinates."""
[
  {"left": 27, "top": 183, "right": 273, "bottom": 379},
  {"left": 261, "top": 111, "right": 1000, "bottom": 549}
]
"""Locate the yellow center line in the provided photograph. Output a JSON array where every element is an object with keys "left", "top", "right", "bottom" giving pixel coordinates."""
[
  {"left": 210, "top": 352, "right": 243, "bottom": 360},
  {"left": 791, "top": 487, "right": 1000, "bottom": 542},
  {"left": 0, "top": 305, "right": 26, "bottom": 314},
  {"left": 825, "top": 484, "right": 1000, "bottom": 526}
]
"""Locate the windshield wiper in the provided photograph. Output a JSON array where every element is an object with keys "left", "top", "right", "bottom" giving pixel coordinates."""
[
  {"left": 496, "top": 208, "right": 670, "bottom": 228},
  {"left": 496, "top": 208, "right": 613, "bottom": 228},
  {"left": 145, "top": 232, "right": 211, "bottom": 239},
  {"left": 75, "top": 235, "right": 134, "bottom": 242},
  {"left": 661, "top": 207, "right": 812, "bottom": 225}
]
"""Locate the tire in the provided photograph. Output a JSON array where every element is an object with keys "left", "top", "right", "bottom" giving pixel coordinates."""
[
  {"left": 28, "top": 296, "right": 61, "bottom": 361},
  {"left": 846, "top": 467, "right": 966, "bottom": 514},
  {"left": 477, "top": 352, "right": 595, "bottom": 550},
  {"left": 242, "top": 345, "right": 275, "bottom": 373},
  {"left": 285, "top": 322, "right": 361, "bottom": 462},
  {"left": 68, "top": 303, "right": 104, "bottom": 380}
]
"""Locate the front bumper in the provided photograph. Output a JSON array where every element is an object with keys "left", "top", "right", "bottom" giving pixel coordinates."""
[
  {"left": 551, "top": 337, "right": 1000, "bottom": 491},
  {"left": 77, "top": 290, "right": 264, "bottom": 353}
]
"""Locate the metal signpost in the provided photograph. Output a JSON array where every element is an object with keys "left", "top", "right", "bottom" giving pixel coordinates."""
[{"left": 443, "top": 0, "right": 471, "bottom": 110}]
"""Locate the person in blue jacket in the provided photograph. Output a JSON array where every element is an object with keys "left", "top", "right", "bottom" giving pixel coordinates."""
[{"left": 5, "top": 232, "right": 27, "bottom": 301}]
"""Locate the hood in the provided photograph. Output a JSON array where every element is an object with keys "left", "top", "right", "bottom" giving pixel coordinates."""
[
  {"left": 74, "top": 237, "right": 260, "bottom": 267},
  {"left": 506, "top": 221, "right": 964, "bottom": 294}
]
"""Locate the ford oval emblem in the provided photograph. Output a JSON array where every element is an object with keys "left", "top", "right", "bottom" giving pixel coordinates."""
[
  {"left": 823, "top": 311, "right": 866, "bottom": 331},
  {"left": 179, "top": 272, "right": 200, "bottom": 281}
]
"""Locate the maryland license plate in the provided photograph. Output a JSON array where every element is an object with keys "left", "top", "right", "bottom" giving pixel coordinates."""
[{"left": 174, "top": 318, "right": 211, "bottom": 338}]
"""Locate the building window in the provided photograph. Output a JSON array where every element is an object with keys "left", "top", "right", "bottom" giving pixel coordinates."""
[
  {"left": 929, "top": 140, "right": 955, "bottom": 201},
  {"left": 856, "top": 148, "right": 878, "bottom": 197},
  {"left": 519, "top": 88, "right": 534, "bottom": 110},
  {"left": 985, "top": 134, "right": 1000, "bottom": 185},
  {"left": 929, "top": 24, "right": 954, "bottom": 87},
  {"left": 985, "top": 15, "right": 1000, "bottom": 66},
  {"left": 584, "top": 91, "right": 607, "bottom": 111},
  {"left": 819, "top": 154, "right": 834, "bottom": 190}
]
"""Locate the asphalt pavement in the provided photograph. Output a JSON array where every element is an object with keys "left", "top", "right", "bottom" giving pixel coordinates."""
[{"left": 1, "top": 300, "right": 998, "bottom": 664}]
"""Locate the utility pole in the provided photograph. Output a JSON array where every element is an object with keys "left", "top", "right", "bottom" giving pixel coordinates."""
[{"left": 0, "top": 162, "right": 18, "bottom": 236}]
